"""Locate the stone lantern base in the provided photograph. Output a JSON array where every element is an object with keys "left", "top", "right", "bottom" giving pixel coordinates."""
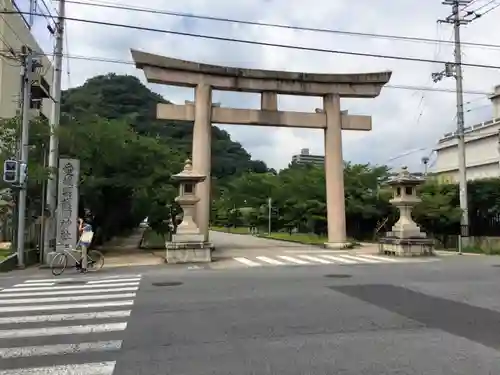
[
  {"left": 378, "top": 237, "right": 435, "bottom": 257},
  {"left": 165, "top": 235, "right": 213, "bottom": 264}
]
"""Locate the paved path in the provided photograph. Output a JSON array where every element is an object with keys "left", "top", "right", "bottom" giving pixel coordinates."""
[
  {"left": 98, "top": 230, "right": 164, "bottom": 268},
  {"left": 210, "top": 230, "right": 333, "bottom": 259},
  {"left": 210, "top": 231, "right": 442, "bottom": 270}
]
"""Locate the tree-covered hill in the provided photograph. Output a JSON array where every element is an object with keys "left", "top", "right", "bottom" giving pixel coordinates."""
[{"left": 61, "top": 73, "right": 268, "bottom": 179}]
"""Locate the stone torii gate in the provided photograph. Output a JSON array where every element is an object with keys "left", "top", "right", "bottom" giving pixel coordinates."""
[{"left": 131, "top": 49, "right": 391, "bottom": 249}]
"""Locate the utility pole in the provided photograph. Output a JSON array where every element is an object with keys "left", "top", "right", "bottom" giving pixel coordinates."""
[
  {"left": 16, "top": 47, "right": 34, "bottom": 268},
  {"left": 267, "top": 197, "right": 272, "bottom": 235},
  {"left": 44, "top": 0, "right": 66, "bottom": 261},
  {"left": 433, "top": 0, "right": 472, "bottom": 252}
]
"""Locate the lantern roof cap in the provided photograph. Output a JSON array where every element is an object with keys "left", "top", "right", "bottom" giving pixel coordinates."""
[
  {"left": 171, "top": 159, "right": 206, "bottom": 181},
  {"left": 387, "top": 166, "right": 425, "bottom": 186}
]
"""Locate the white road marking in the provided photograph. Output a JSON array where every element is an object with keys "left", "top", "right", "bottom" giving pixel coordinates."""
[
  {"left": 0, "top": 287, "right": 138, "bottom": 298},
  {"left": 3, "top": 282, "right": 139, "bottom": 292},
  {"left": 0, "top": 300, "right": 134, "bottom": 313},
  {"left": 0, "top": 275, "right": 141, "bottom": 374},
  {"left": 341, "top": 255, "right": 381, "bottom": 263},
  {"left": 23, "top": 278, "right": 75, "bottom": 283},
  {"left": 359, "top": 254, "right": 401, "bottom": 262},
  {"left": 255, "top": 256, "right": 285, "bottom": 265},
  {"left": 277, "top": 256, "right": 310, "bottom": 265},
  {"left": 25, "top": 275, "right": 141, "bottom": 283},
  {"left": 284, "top": 250, "right": 352, "bottom": 253},
  {"left": 100, "top": 274, "right": 142, "bottom": 279},
  {"left": 0, "top": 322, "right": 127, "bottom": 339},
  {"left": 319, "top": 255, "right": 357, "bottom": 264},
  {"left": 0, "top": 293, "right": 136, "bottom": 305},
  {"left": 0, "top": 310, "right": 131, "bottom": 325},
  {"left": 0, "top": 340, "right": 122, "bottom": 358},
  {"left": 12, "top": 283, "right": 54, "bottom": 287},
  {"left": 0, "top": 361, "right": 116, "bottom": 375},
  {"left": 233, "top": 257, "right": 261, "bottom": 267},
  {"left": 87, "top": 278, "right": 140, "bottom": 284},
  {"left": 297, "top": 255, "right": 332, "bottom": 264}
]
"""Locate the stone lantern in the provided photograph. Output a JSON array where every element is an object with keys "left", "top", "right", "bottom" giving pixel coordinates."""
[
  {"left": 166, "top": 159, "right": 212, "bottom": 263},
  {"left": 379, "top": 166, "right": 434, "bottom": 257}
]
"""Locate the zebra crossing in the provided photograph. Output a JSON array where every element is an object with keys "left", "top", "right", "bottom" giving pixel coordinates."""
[
  {"left": 233, "top": 253, "right": 437, "bottom": 268},
  {"left": 0, "top": 273, "right": 142, "bottom": 374}
]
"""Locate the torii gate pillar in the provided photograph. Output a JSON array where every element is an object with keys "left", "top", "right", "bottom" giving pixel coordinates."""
[
  {"left": 191, "top": 84, "right": 212, "bottom": 240},
  {"left": 131, "top": 49, "right": 392, "bottom": 248}
]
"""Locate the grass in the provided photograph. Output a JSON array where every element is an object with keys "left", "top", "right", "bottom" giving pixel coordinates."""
[
  {"left": 0, "top": 249, "right": 12, "bottom": 261},
  {"left": 210, "top": 226, "right": 359, "bottom": 248},
  {"left": 461, "top": 245, "right": 500, "bottom": 255},
  {"left": 261, "top": 232, "right": 327, "bottom": 245}
]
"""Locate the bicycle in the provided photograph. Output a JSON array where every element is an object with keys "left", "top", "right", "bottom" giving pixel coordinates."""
[{"left": 50, "top": 243, "right": 105, "bottom": 276}]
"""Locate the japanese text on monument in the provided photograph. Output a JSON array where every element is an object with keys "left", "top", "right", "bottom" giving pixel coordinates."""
[{"left": 59, "top": 162, "right": 75, "bottom": 241}]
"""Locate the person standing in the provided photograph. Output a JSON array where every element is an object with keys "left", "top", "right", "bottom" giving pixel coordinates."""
[{"left": 78, "top": 216, "right": 93, "bottom": 273}]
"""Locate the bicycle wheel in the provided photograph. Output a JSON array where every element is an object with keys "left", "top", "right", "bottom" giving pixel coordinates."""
[
  {"left": 86, "top": 250, "right": 104, "bottom": 271},
  {"left": 51, "top": 252, "right": 68, "bottom": 276}
]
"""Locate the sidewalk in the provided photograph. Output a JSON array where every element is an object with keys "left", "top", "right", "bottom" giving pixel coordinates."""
[{"left": 98, "top": 229, "right": 165, "bottom": 268}]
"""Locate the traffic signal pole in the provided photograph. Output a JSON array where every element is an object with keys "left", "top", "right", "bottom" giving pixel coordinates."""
[{"left": 16, "top": 48, "right": 34, "bottom": 268}]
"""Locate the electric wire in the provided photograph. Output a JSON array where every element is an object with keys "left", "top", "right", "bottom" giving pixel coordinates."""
[
  {"left": 54, "top": 0, "right": 500, "bottom": 51},
  {"left": 3, "top": 10, "right": 500, "bottom": 71}
]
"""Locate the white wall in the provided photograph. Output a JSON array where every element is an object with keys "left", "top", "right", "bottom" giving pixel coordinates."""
[
  {"left": 432, "top": 121, "right": 500, "bottom": 183},
  {"left": 0, "top": 0, "right": 53, "bottom": 120}
]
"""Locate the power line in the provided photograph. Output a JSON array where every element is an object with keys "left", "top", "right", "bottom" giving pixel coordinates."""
[
  {"left": 0, "top": 9, "right": 492, "bottom": 96},
  {"left": 0, "top": 14, "right": 25, "bottom": 49},
  {"left": 39, "top": 0, "right": 56, "bottom": 22},
  {"left": 479, "top": 0, "right": 500, "bottom": 15},
  {"left": 54, "top": 0, "right": 500, "bottom": 51},
  {"left": 464, "top": 0, "right": 500, "bottom": 19},
  {"left": 0, "top": 45, "right": 490, "bottom": 96},
  {"left": 462, "top": 0, "right": 480, "bottom": 10},
  {"left": 473, "top": 0, "right": 496, "bottom": 11},
  {"left": 47, "top": 53, "right": 495, "bottom": 95},
  {"left": 4, "top": 10, "right": 500, "bottom": 71}
]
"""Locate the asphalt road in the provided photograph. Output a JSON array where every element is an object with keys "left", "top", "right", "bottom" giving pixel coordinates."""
[{"left": 1, "top": 248, "right": 500, "bottom": 374}]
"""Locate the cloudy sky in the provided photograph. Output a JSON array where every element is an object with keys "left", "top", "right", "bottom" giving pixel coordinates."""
[{"left": 25, "top": 0, "right": 500, "bottom": 172}]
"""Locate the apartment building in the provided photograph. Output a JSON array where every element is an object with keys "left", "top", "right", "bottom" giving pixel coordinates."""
[
  {"left": 0, "top": 0, "right": 53, "bottom": 120},
  {"left": 291, "top": 148, "right": 325, "bottom": 166},
  {"left": 431, "top": 85, "right": 500, "bottom": 183}
]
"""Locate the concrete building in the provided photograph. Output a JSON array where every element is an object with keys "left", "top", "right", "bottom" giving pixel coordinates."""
[
  {"left": 432, "top": 85, "right": 500, "bottom": 183},
  {"left": 291, "top": 148, "right": 325, "bottom": 166},
  {"left": 0, "top": 0, "right": 53, "bottom": 120}
]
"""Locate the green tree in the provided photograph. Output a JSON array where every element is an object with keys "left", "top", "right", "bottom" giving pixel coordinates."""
[
  {"left": 413, "top": 181, "right": 461, "bottom": 246},
  {"left": 61, "top": 74, "right": 269, "bottom": 180},
  {"left": 0, "top": 116, "right": 51, "bottom": 220},
  {"left": 58, "top": 115, "right": 184, "bottom": 242}
]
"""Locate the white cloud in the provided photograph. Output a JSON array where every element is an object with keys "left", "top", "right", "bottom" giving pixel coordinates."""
[{"left": 32, "top": 0, "right": 500, "bottom": 171}]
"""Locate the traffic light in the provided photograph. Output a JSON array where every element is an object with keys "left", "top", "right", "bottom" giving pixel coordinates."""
[
  {"left": 3, "top": 160, "right": 18, "bottom": 184},
  {"left": 18, "top": 162, "right": 28, "bottom": 185}
]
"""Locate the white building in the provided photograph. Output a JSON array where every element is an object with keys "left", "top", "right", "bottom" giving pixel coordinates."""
[
  {"left": 291, "top": 148, "right": 325, "bottom": 166},
  {"left": 0, "top": 0, "right": 53, "bottom": 120},
  {"left": 432, "top": 85, "right": 500, "bottom": 184}
]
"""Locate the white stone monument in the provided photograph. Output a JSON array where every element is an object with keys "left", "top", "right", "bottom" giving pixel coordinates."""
[
  {"left": 166, "top": 159, "right": 212, "bottom": 263},
  {"left": 379, "top": 167, "right": 434, "bottom": 257}
]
